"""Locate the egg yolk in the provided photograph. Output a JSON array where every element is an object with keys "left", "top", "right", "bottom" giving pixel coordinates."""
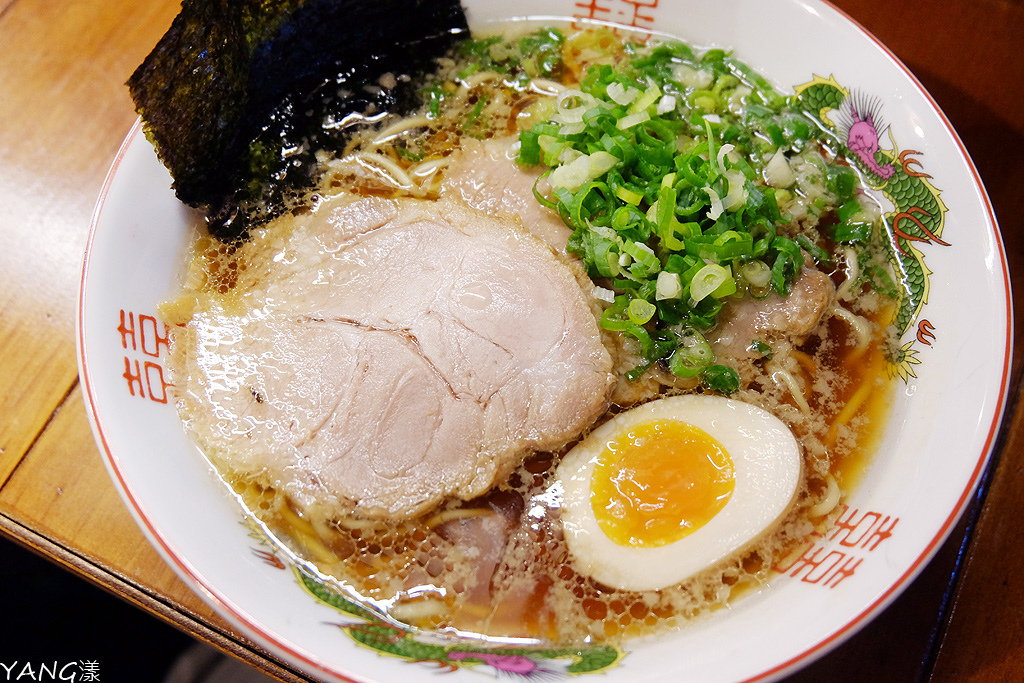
[{"left": 590, "top": 419, "right": 735, "bottom": 548}]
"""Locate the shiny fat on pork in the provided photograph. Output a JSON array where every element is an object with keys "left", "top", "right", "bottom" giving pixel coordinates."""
[{"left": 168, "top": 194, "right": 614, "bottom": 520}]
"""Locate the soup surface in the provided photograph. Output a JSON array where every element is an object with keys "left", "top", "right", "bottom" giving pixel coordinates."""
[{"left": 161, "top": 21, "right": 898, "bottom": 646}]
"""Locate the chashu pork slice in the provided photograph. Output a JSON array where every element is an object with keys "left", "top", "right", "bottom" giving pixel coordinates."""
[
  {"left": 709, "top": 267, "right": 835, "bottom": 360},
  {"left": 170, "top": 194, "right": 613, "bottom": 520},
  {"left": 441, "top": 136, "right": 573, "bottom": 253}
]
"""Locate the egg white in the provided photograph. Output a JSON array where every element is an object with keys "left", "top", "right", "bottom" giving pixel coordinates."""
[{"left": 556, "top": 394, "right": 802, "bottom": 592}]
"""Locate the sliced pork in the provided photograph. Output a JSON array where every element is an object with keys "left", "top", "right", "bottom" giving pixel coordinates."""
[
  {"left": 170, "top": 194, "right": 613, "bottom": 520},
  {"left": 441, "top": 136, "right": 573, "bottom": 253},
  {"left": 709, "top": 267, "right": 835, "bottom": 360}
]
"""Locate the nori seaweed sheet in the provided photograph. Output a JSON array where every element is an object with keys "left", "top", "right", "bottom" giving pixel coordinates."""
[{"left": 128, "top": 0, "right": 468, "bottom": 239}]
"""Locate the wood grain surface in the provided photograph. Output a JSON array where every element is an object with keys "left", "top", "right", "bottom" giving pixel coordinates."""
[{"left": 1, "top": 0, "right": 1021, "bottom": 681}]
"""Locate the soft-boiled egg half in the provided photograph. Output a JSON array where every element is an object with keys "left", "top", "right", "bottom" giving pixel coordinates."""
[{"left": 556, "top": 395, "right": 802, "bottom": 592}]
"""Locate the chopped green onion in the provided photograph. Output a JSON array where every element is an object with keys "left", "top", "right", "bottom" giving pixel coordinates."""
[
  {"left": 510, "top": 32, "right": 889, "bottom": 380},
  {"left": 749, "top": 340, "right": 773, "bottom": 359},
  {"left": 617, "top": 111, "right": 650, "bottom": 130},
  {"left": 795, "top": 234, "right": 833, "bottom": 267},
  {"left": 837, "top": 199, "right": 862, "bottom": 223},
  {"left": 549, "top": 150, "right": 619, "bottom": 192},
  {"left": 859, "top": 251, "right": 901, "bottom": 298},
  {"left": 655, "top": 270, "right": 682, "bottom": 300},
  {"left": 701, "top": 365, "right": 740, "bottom": 394},
  {"left": 628, "top": 298, "right": 657, "bottom": 324},
  {"left": 690, "top": 263, "right": 733, "bottom": 303},
  {"left": 616, "top": 185, "right": 644, "bottom": 205},
  {"left": 669, "top": 328, "right": 713, "bottom": 378},
  {"left": 621, "top": 240, "right": 661, "bottom": 278},
  {"left": 462, "top": 96, "right": 489, "bottom": 132},
  {"left": 833, "top": 221, "right": 873, "bottom": 244},
  {"left": 737, "top": 260, "right": 771, "bottom": 289}
]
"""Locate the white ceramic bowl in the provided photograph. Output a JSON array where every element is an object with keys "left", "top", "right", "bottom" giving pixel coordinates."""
[{"left": 78, "top": 1, "right": 1012, "bottom": 681}]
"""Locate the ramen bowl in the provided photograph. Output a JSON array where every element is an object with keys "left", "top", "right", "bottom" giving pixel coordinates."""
[{"left": 77, "top": 0, "right": 1011, "bottom": 680}]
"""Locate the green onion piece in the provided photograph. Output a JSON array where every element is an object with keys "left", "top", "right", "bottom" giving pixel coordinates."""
[
  {"left": 552, "top": 152, "right": 614, "bottom": 192},
  {"left": 625, "top": 362, "right": 653, "bottom": 383},
  {"left": 690, "top": 263, "right": 732, "bottom": 302},
  {"left": 395, "top": 146, "right": 423, "bottom": 162},
  {"left": 425, "top": 84, "right": 446, "bottom": 119},
  {"left": 828, "top": 165, "right": 858, "bottom": 201},
  {"left": 628, "top": 298, "right": 657, "bottom": 324},
  {"left": 655, "top": 270, "right": 682, "bottom": 300},
  {"left": 749, "top": 340, "right": 773, "bottom": 359},
  {"left": 710, "top": 270, "right": 737, "bottom": 298},
  {"left": 837, "top": 199, "right": 862, "bottom": 223},
  {"left": 669, "top": 328, "right": 713, "bottom": 378},
  {"left": 462, "top": 96, "right": 489, "bottom": 132},
  {"left": 621, "top": 240, "right": 661, "bottom": 278},
  {"left": 704, "top": 118, "right": 718, "bottom": 172},
  {"left": 701, "top": 364, "right": 740, "bottom": 394},
  {"left": 833, "top": 221, "right": 873, "bottom": 244},
  {"left": 737, "top": 260, "right": 771, "bottom": 289},
  {"left": 629, "top": 83, "right": 662, "bottom": 114},
  {"left": 795, "top": 234, "right": 833, "bottom": 267},
  {"left": 518, "top": 130, "right": 542, "bottom": 165},
  {"left": 599, "top": 296, "right": 632, "bottom": 331},
  {"left": 616, "top": 185, "right": 644, "bottom": 205},
  {"left": 617, "top": 111, "right": 650, "bottom": 130},
  {"left": 859, "top": 252, "right": 901, "bottom": 299}
]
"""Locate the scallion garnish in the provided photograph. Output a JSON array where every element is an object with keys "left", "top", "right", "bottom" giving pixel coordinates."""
[
  {"left": 701, "top": 364, "right": 741, "bottom": 394},
  {"left": 515, "top": 34, "right": 879, "bottom": 382},
  {"left": 749, "top": 340, "right": 773, "bottom": 359}
]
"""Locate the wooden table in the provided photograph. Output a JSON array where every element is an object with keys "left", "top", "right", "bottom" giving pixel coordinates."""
[{"left": 1, "top": 0, "right": 1020, "bottom": 680}]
